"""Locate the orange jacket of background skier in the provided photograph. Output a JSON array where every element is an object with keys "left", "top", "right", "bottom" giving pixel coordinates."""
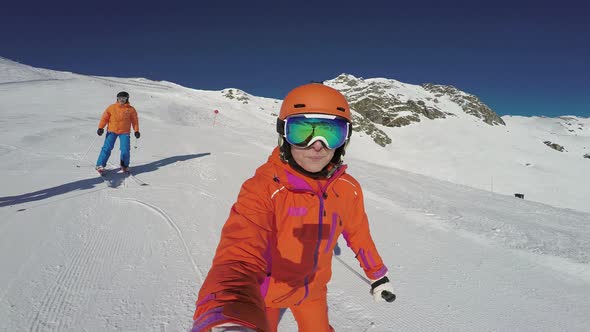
[
  {"left": 98, "top": 102, "right": 139, "bottom": 134},
  {"left": 192, "top": 147, "right": 388, "bottom": 331}
]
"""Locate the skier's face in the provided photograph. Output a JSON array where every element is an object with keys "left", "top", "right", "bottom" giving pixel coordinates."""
[
  {"left": 290, "top": 140, "right": 335, "bottom": 173},
  {"left": 117, "top": 97, "right": 128, "bottom": 104}
]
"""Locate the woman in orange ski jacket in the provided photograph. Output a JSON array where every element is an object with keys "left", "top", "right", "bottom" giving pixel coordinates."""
[{"left": 192, "top": 84, "right": 395, "bottom": 332}]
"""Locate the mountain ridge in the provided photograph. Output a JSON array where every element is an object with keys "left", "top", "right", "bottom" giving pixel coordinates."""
[{"left": 1, "top": 57, "right": 588, "bottom": 213}]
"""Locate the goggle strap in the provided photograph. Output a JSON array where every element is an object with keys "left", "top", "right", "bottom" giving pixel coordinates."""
[{"left": 276, "top": 119, "right": 286, "bottom": 135}]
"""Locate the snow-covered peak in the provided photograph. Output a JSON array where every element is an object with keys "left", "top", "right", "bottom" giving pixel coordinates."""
[{"left": 326, "top": 73, "right": 504, "bottom": 131}]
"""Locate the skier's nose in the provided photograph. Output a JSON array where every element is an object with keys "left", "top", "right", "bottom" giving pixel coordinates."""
[{"left": 310, "top": 140, "right": 325, "bottom": 151}]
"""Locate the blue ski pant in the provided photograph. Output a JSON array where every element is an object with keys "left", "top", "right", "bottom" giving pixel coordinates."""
[{"left": 96, "top": 132, "right": 130, "bottom": 167}]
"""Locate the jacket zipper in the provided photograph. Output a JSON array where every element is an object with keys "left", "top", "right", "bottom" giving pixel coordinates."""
[{"left": 295, "top": 166, "right": 346, "bottom": 304}]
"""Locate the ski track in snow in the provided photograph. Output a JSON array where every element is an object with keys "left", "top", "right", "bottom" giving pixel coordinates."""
[
  {"left": 122, "top": 198, "right": 204, "bottom": 282},
  {"left": 28, "top": 220, "right": 127, "bottom": 331},
  {"left": 330, "top": 253, "right": 448, "bottom": 332}
]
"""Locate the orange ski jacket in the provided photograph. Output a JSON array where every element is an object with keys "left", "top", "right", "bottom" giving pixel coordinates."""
[
  {"left": 98, "top": 102, "right": 139, "bottom": 135},
  {"left": 192, "top": 147, "right": 388, "bottom": 332}
]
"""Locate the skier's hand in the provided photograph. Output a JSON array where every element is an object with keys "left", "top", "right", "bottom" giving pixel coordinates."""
[
  {"left": 370, "top": 275, "right": 396, "bottom": 302},
  {"left": 97, "top": 128, "right": 104, "bottom": 136},
  {"left": 134, "top": 131, "right": 140, "bottom": 139}
]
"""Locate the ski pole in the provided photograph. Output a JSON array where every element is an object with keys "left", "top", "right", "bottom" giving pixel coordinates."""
[
  {"left": 76, "top": 135, "right": 99, "bottom": 168},
  {"left": 334, "top": 255, "right": 370, "bottom": 285},
  {"left": 335, "top": 255, "right": 396, "bottom": 302}
]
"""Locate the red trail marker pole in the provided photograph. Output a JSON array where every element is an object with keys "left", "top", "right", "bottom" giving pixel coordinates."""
[{"left": 213, "top": 109, "right": 219, "bottom": 126}]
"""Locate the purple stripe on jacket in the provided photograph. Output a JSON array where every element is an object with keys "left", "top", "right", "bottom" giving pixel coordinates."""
[
  {"left": 369, "top": 266, "right": 389, "bottom": 280},
  {"left": 359, "top": 248, "right": 372, "bottom": 269},
  {"left": 192, "top": 307, "right": 225, "bottom": 332},
  {"left": 324, "top": 213, "right": 338, "bottom": 253}
]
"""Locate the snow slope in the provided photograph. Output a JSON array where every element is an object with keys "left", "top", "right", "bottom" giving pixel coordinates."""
[
  {"left": 329, "top": 76, "right": 590, "bottom": 214},
  {"left": 1, "top": 59, "right": 589, "bottom": 331}
]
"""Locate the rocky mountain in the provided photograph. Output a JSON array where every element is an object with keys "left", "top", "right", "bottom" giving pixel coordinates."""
[
  {"left": 324, "top": 74, "right": 505, "bottom": 146},
  {"left": 221, "top": 88, "right": 251, "bottom": 104},
  {"left": 523, "top": 115, "right": 589, "bottom": 158}
]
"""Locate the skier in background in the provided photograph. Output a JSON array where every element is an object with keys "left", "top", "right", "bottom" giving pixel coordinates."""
[
  {"left": 95, "top": 91, "right": 140, "bottom": 173},
  {"left": 192, "top": 83, "right": 395, "bottom": 332}
]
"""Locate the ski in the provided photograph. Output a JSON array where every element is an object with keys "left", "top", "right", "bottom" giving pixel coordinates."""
[
  {"left": 96, "top": 165, "right": 148, "bottom": 187},
  {"left": 127, "top": 171, "right": 149, "bottom": 186},
  {"left": 101, "top": 168, "right": 148, "bottom": 186}
]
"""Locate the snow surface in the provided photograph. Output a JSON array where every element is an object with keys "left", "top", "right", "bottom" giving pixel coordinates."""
[{"left": 1, "top": 59, "right": 589, "bottom": 331}]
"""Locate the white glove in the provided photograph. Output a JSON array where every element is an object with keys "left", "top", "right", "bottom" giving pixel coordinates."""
[
  {"left": 209, "top": 323, "right": 256, "bottom": 332},
  {"left": 370, "top": 275, "right": 396, "bottom": 302}
]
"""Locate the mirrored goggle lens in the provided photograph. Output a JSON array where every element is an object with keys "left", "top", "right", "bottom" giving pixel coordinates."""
[{"left": 285, "top": 116, "right": 349, "bottom": 149}]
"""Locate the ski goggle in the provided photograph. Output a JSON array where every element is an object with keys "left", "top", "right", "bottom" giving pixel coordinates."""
[{"left": 281, "top": 114, "right": 350, "bottom": 149}]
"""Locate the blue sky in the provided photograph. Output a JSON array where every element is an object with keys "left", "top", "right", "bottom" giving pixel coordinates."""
[{"left": 1, "top": 1, "right": 588, "bottom": 117}]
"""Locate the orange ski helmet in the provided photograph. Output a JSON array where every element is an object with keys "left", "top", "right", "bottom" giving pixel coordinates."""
[{"left": 278, "top": 83, "right": 351, "bottom": 121}]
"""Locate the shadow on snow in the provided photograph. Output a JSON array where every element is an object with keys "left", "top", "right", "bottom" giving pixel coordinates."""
[{"left": 0, "top": 153, "right": 210, "bottom": 208}]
